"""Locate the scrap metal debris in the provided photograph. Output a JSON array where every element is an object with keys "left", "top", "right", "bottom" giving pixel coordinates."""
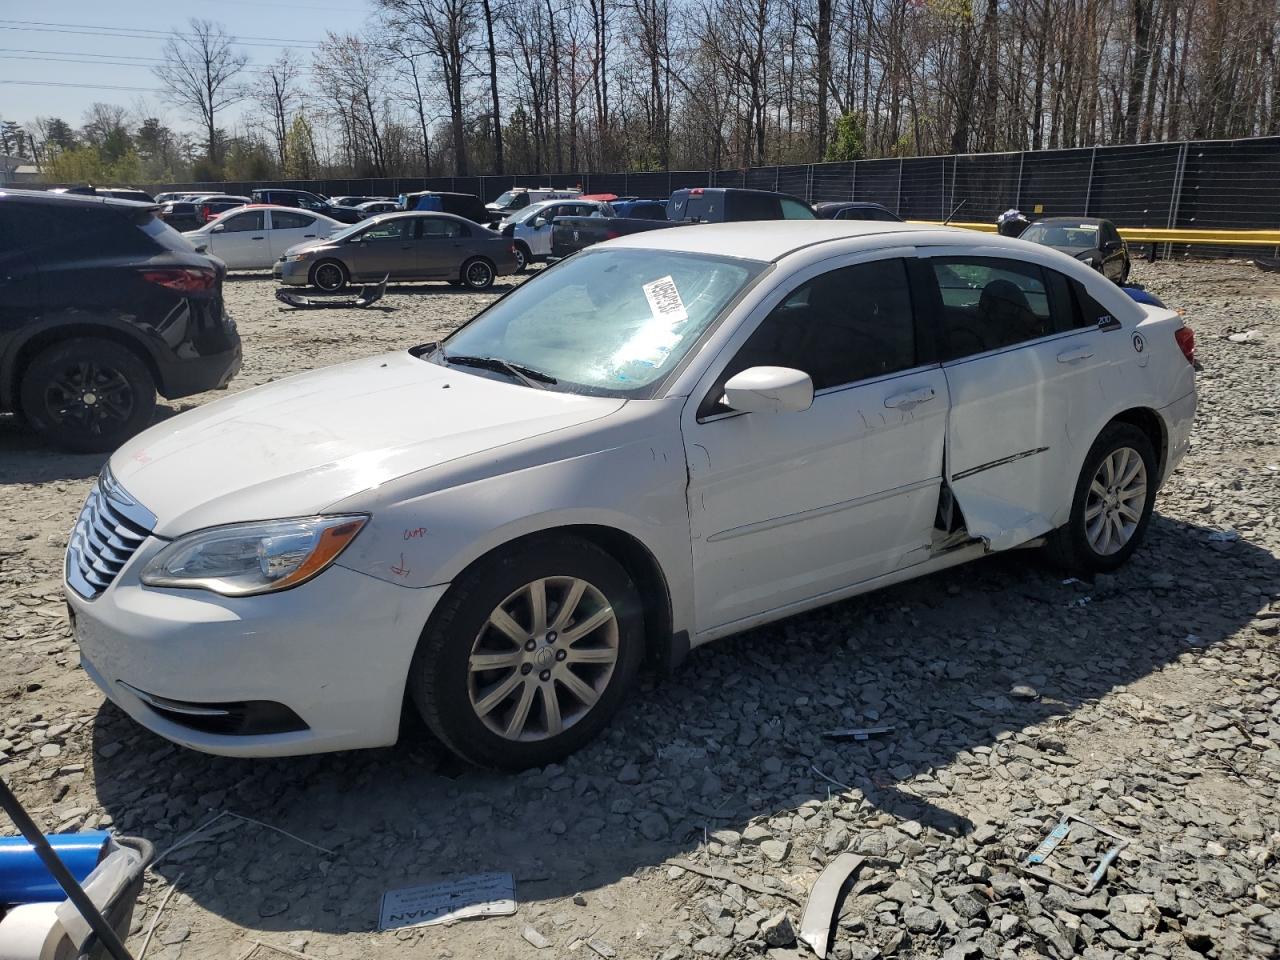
[
  {"left": 797, "top": 852, "right": 866, "bottom": 959},
  {"left": 275, "top": 275, "right": 389, "bottom": 309},
  {"left": 1019, "top": 812, "right": 1129, "bottom": 895},
  {"left": 666, "top": 859, "right": 802, "bottom": 905}
]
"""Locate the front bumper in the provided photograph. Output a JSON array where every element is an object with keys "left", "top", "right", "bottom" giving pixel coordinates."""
[
  {"left": 67, "top": 542, "right": 447, "bottom": 757},
  {"left": 274, "top": 259, "right": 310, "bottom": 286}
]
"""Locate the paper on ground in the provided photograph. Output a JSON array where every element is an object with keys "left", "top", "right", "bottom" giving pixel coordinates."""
[{"left": 378, "top": 872, "right": 516, "bottom": 930}]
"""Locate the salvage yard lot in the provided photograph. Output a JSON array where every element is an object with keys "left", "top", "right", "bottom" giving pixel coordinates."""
[{"left": 1, "top": 260, "right": 1277, "bottom": 959}]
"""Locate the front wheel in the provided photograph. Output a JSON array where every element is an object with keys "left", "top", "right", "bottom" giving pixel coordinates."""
[
  {"left": 1046, "top": 422, "right": 1157, "bottom": 575},
  {"left": 408, "top": 534, "right": 644, "bottom": 769},
  {"left": 461, "top": 257, "right": 495, "bottom": 290},
  {"left": 310, "top": 259, "right": 348, "bottom": 292},
  {"left": 513, "top": 243, "right": 530, "bottom": 273}
]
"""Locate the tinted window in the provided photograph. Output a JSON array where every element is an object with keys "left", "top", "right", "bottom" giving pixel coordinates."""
[
  {"left": 8, "top": 202, "right": 153, "bottom": 259},
  {"left": 729, "top": 192, "right": 780, "bottom": 221},
  {"left": 1069, "top": 279, "right": 1119, "bottom": 330},
  {"left": 220, "top": 211, "right": 265, "bottom": 232},
  {"left": 780, "top": 198, "right": 816, "bottom": 219},
  {"left": 356, "top": 218, "right": 412, "bottom": 241},
  {"left": 271, "top": 211, "right": 314, "bottom": 230},
  {"left": 420, "top": 218, "right": 465, "bottom": 239},
  {"left": 725, "top": 259, "right": 918, "bottom": 392},
  {"left": 931, "top": 257, "right": 1056, "bottom": 358}
]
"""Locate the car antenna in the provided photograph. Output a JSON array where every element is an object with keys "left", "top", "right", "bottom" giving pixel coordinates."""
[{"left": 943, "top": 199, "right": 966, "bottom": 226}]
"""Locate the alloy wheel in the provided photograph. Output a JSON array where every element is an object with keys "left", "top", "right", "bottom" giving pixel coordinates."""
[
  {"left": 466, "top": 576, "right": 619, "bottom": 741},
  {"left": 313, "top": 263, "right": 344, "bottom": 291},
  {"left": 466, "top": 261, "right": 494, "bottom": 288},
  {"left": 41, "top": 361, "right": 134, "bottom": 437},
  {"left": 1084, "top": 446, "right": 1148, "bottom": 555}
]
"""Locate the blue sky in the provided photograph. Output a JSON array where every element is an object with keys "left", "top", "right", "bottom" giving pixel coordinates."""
[{"left": 1, "top": 1, "right": 375, "bottom": 134}]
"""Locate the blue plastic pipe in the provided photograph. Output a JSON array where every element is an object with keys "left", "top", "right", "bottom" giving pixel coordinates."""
[{"left": 0, "top": 831, "right": 109, "bottom": 903}]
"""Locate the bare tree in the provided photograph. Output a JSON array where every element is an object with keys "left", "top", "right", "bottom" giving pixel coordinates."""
[
  {"left": 313, "top": 33, "right": 391, "bottom": 175},
  {"left": 254, "top": 51, "right": 303, "bottom": 168},
  {"left": 153, "top": 18, "right": 248, "bottom": 160}
]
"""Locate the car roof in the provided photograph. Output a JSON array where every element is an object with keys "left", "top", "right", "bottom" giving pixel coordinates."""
[
  {"left": 816, "top": 201, "right": 890, "bottom": 209},
  {"left": 0, "top": 187, "right": 154, "bottom": 209},
  {"left": 605, "top": 219, "right": 1092, "bottom": 263}
]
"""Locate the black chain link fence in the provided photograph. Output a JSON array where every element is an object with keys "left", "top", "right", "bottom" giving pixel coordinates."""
[{"left": 150, "top": 135, "right": 1279, "bottom": 252}]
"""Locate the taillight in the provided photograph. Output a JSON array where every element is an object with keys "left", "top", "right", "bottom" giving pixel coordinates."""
[
  {"left": 604, "top": 230, "right": 620, "bottom": 240},
  {"left": 1174, "top": 326, "right": 1195, "bottom": 365},
  {"left": 200, "top": 205, "right": 213, "bottom": 222},
  {"left": 141, "top": 268, "right": 217, "bottom": 293}
]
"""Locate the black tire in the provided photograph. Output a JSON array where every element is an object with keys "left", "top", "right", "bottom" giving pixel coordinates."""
[
  {"left": 1045, "top": 422, "right": 1157, "bottom": 575},
  {"left": 19, "top": 338, "right": 156, "bottom": 453},
  {"left": 461, "top": 257, "right": 496, "bottom": 290},
  {"left": 309, "top": 259, "right": 348, "bottom": 292},
  {"left": 408, "top": 533, "right": 645, "bottom": 770},
  {"left": 1119, "top": 258, "right": 1131, "bottom": 285},
  {"left": 513, "top": 243, "right": 531, "bottom": 273}
]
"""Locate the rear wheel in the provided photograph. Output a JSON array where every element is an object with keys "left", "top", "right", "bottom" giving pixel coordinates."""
[
  {"left": 408, "top": 534, "right": 644, "bottom": 769},
  {"left": 310, "top": 259, "right": 348, "bottom": 292},
  {"left": 1046, "top": 422, "right": 1157, "bottom": 575},
  {"left": 19, "top": 338, "right": 156, "bottom": 453},
  {"left": 461, "top": 257, "right": 496, "bottom": 290}
]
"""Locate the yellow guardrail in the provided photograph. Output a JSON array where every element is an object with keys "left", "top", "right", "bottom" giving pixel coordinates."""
[{"left": 913, "top": 220, "right": 1280, "bottom": 246}]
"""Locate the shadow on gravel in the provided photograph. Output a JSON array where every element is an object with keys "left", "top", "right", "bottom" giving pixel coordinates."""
[
  {"left": 89, "top": 512, "right": 1278, "bottom": 935},
  {"left": 0, "top": 406, "right": 192, "bottom": 485}
]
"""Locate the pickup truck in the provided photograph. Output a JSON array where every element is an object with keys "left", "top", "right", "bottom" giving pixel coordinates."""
[{"left": 550, "top": 187, "right": 813, "bottom": 260}]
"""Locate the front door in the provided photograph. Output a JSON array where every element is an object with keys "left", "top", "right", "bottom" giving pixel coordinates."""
[
  {"left": 922, "top": 251, "right": 1113, "bottom": 549},
  {"left": 207, "top": 209, "right": 267, "bottom": 268},
  {"left": 682, "top": 252, "right": 948, "bottom": 635},
  {"left": 345, "top": 217, "right": 417, "bottom": 280}
]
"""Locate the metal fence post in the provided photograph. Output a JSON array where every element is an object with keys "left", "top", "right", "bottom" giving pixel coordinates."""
[
  {"left": 1083, "top": 147, "right": 1097, "bottom": 215},
  {"left": 850, "top": 160, "right": 857, "bottom": 201},
  {"left": 949, "top": 156, "right": 958, "bottom": 220},
  {"left": 1014, "top": 151, "right": 1024, "bottom": 208},
  {"left": 895, "top": 157, "right": 903, "bottom": 214},
  {"left": 1166, "top": 142, "right": 1189, "bottom": 260}
]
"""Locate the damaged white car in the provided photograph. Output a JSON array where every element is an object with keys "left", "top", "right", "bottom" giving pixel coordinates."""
[{"left": 65, "top": 221, "right": 1197, "bottom": 768}]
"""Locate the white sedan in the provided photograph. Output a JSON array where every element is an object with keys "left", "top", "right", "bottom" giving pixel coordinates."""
[
  {"left": 183, "top": 204, "right": 343, "bottom": 270},
  {"left": 65, "top": 221, "right": 1196, "bottom": 768},
  {"left": 502, "top": 198, "right": 613, "bottom": 270}
]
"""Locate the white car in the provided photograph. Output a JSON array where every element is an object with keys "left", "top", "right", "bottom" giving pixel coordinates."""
[
  {"left": 183, "top": 205, "right": 343, "bottom": 270},
  {"left": 65, "top": 222, "right": 1196, "bottom": 768},
  {"left": 502, "top": 198, "right": 613, "bottom": 270}
]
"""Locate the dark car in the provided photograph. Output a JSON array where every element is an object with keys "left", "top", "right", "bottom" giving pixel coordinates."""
[
  {"left": 157, "top": 200, "right": 204, "bottom": 232},
  {"left": 398, "top": 191, "right": 491, "bottom": 225},
  {"left": 250, "top": 189, "right": 363, "bottom": 224},
  {"left": 274, "top": 212, "right": 519, "bottom": 291},
  {"left": 193, "top": 195, "right": 250, "bottom": 225},
  {"left": 1018, "top": 216, "right": 1130, "bottom": 283},
  {"left": 49, "top": 186, "right": 155, "bottom": 204},
  {"left": 0, "top": 189, "right": 241, "bottom": 452},
  {"left": 813, "top": 201, "right": 902, "bottom": 222},
  {"left": 331, "top": 195, "right": 384, "bottom": 208},
  {"left": 610, "top": 198, "right": 668, "bottom": 220}
]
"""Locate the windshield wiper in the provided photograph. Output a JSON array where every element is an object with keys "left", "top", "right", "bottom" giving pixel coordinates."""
[{"left": 442, "top": 352, "right": 558, "bottom": 388}]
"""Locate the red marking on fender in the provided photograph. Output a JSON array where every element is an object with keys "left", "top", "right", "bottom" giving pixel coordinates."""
[
  {"left": 390, "top": 554, "right": 410, "bottom": 577},
  {"left": 403, "top": 527, "right": 428, "bottom": 541}
]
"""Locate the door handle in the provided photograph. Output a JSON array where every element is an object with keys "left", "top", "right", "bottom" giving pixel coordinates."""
[
  {"left": 252, "top": 236, "right": 264, "bottom": 240},
  {"left": 884, "top": 386, "right": 936, "bottom": 409},
  {"left": 1057, "top": 346, "right": 1094, "bottom": 363},
  {"left": 303, "top": 234, "right": 316, "bottom": 238}
]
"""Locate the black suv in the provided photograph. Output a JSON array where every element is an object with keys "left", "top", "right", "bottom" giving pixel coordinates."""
[
  {"left": 0, "top": 189, "right": 242, "bottom": 452},
  {"left": 250, "top": 189, "right": 364, "bottom": 224}
]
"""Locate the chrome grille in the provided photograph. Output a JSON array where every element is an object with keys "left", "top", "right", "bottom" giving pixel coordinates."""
[{"left": 66, "top": 469, "right": 156, "bottom": 600}]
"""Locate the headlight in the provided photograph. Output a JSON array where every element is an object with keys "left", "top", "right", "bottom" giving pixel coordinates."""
[
  {"left": 285, "top": 252, "right": 312, "bottom": 262},
  {"left": 141, "top": 515, "right": 367, "bottom": 596}
]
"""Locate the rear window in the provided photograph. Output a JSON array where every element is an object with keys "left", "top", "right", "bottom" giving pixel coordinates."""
[{"left": 140, "top": 215, "right": 199, "bottom": 253}]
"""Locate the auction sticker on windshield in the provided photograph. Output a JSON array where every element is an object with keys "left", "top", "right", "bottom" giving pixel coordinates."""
[{"left": 643, "top": 275, "right": 689, "bottom": 324}]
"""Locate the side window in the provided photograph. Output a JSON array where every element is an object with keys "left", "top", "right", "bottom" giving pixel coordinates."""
[
  {"left": 722, "top": 259, "right": 918, "bottom": 394},
  {"left": 270, "top": 211, "right": 314, "bottom": 230},
  {"left": 220, "top": 210, "right": 265, "bottom": 232},
  {"left": 731, "top": 192, "right": 780, "bottom": 220},
  {"left": 1069, "top": 279, "right": 1119, "bottom": 330},
  {"left": 1104, "top": 223, "right": 1122, "bottom": 247},
  {"left": 930, "top": 257, "right": 1055, "bottom": 359},
  {"left": 421, "top": 218, "right": 464, "bottom": 239},
  {"left": 358, "top": 218, "right": 411, "bottom": 241},
  {"left": 780, "top": 198, "right": 815, "bottom": 219}
]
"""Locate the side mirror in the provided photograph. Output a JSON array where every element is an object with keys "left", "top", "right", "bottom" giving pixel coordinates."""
[
  {"left": 1103, "top": 239, "right": 1123, "bottom": 252},
  {"left": 192, "top": 243, "right": 208, "bottom": 253},
  {"left": 722, "top": 366, "right": 813, "bottom": 414},
  {"left": 210, "top": 223, "right": 225, "bottom": 233}
]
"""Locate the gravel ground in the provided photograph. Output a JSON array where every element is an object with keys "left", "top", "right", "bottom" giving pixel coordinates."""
[{"left": 0, "top": 260, "right": 1277, "bottom": 960}]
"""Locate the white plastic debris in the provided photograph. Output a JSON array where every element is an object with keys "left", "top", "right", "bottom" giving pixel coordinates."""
[{"left": 378, "top": 872, "right": 516, "bottom": 930}]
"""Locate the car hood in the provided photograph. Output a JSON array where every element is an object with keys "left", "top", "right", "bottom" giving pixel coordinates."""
[{"left": 110, "top": 351, "right": 626, "bottom": 537}]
